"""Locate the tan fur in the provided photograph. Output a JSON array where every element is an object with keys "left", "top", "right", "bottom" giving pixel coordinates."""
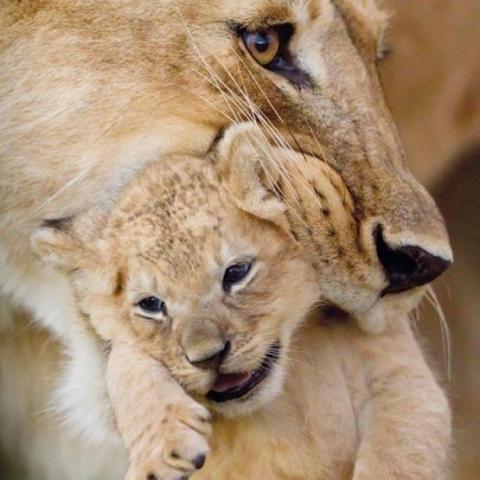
[
  {"left": 0, "top": 0, "right": 456, "bottom": 478},
  {"left": 106, "top": 317, "right": 451, "bottom": 480},
  {"left": 0, "top": 0, "right": 451, "bottom": 321},
  {"left": 32, "top": 127, "right": 451, "bottom": 479},
  {"left": 107, "top": 343, "right": 212, "bottom": 480}
]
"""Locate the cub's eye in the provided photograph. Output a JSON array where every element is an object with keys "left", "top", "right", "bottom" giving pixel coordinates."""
[
  {"left": 241, "top": 28, "right": 280, "bottom": 66},
  {"left": 223, "top": 262, "right": 253, "bottom": 292},
  {"left": 136, "top": 296, "right": 166, "bottom": 315}
]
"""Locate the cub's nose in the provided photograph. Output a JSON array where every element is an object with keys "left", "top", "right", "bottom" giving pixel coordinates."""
[
  {"left": 375, "top": 228, "right": 451, "bottom": 296},
  {"left": 187, "top": 341, "right": 231, "bottom": 370}
]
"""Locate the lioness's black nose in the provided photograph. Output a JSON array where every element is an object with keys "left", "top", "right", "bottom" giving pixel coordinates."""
[
  {"left": 189, "top": 341, "right": 231, "bottom": 370},
  {"left": 375, "top": 228, "right": 451, "bottom": 296}
]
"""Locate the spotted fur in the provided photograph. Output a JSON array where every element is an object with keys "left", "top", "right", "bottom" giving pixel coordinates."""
[{"left": 32, "top": 125, "right": 451, "bottom": 480}]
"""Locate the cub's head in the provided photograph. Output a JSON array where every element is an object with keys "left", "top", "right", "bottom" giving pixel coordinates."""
[
  {"left": 32, "top": 130, "right": 321, "bottom": 417},
  {"left": 31, "top": 120, "right": 450, "bottom": 419}
]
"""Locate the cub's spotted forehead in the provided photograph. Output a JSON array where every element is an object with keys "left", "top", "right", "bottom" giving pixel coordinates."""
[{"left": 106, "top": 158, "right": 227, "bottom": 275}]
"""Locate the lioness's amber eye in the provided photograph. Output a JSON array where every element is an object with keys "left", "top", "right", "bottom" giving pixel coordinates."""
[{"left": 242, "top": 29, "right": 280, "bottom": 66}]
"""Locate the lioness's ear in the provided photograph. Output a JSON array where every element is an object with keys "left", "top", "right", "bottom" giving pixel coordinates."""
[
  {"left": 217, "top": 123, "right": 291, "bottom": 234},
  {"left": 31, "top": 217, "right": 100, "bottom": 270}
]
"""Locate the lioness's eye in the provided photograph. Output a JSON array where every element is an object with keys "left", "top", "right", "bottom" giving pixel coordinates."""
[
  {"left": 136, "top": 296, "right": 166, "bottom": 315},
  {"left": 223, "top": 262, "right": 253, "bottom": 292},
  {"left": 239, "top": 24, "right": 310, "bottom": 87},
  {"left": 241, "top": 28, "right": 280, "bottom": 66}
]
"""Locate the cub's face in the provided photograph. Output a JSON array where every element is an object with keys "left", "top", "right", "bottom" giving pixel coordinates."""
[
  {"left": 33, "top": 146, "right": 318, "bottom": 416},
  {"left": 33, "top": 123, "right": 442, "bottom": 418},
  {"left": 106, "top": 168, "right": 318, "bottom": 416}
]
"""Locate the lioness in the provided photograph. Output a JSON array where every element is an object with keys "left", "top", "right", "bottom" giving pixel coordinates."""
[
  {"left": 0, "top": 0, "right": 453, "bottom": 477},
  {"left": 0, "top": 0, "right": 452, "bottom": 334},
  {"left": 32, "top": 125, "right": 451, "bottom": 480}
]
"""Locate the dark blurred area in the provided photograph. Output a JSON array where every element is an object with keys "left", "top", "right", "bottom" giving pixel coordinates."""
[
  {"left": 380, "top": 1, "right": 480, "bottom": 477},
  {"left": 424, "top": 147, "right": 480, "bottom": 480}
]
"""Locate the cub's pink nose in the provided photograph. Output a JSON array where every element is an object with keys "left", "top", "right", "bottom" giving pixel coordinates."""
[{"left": 187, "top": 341, "right": 231, "bottom": 370}]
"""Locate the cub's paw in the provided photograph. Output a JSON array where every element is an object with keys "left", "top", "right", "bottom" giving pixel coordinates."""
[{"left": 125, "top": 400, "right": 212, "bottom": 480}]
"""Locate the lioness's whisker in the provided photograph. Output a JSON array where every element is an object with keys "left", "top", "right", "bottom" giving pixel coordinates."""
[
  {"left": 189, "top": 35, "right": 318, "bottom": 208},
  {"left": 425, "top": 285, "right": 452, "bottom": 382},
  {"left": 188, "top": 52, "right": 318, "bottom": 229},
  {"left": 177, "top": 85, "right": 235, "bottom": 123},
  {"left": 182, "top": 19, "right": 256, "bottom": 127}
]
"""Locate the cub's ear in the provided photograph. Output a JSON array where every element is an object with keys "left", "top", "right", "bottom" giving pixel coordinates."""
[
  {"left": 31, "top": 217, "right": 100, "bottom": 270},
  {"left": 216, "top": 123, "right": 291, "bottom": 234}
]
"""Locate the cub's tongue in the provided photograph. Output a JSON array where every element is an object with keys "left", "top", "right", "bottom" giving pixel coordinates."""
[{"left": 212, "top": 372, "right": 251, "bottom": 393}]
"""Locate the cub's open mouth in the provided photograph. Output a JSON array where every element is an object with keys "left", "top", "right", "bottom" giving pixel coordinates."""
[{"left": 207, "top": 343, "right": 281, "bottom": 403}]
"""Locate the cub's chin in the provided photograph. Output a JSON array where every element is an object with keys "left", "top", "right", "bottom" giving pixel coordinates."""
[{"left": 205, "top": 342, "right": 287, "bottom": 418}]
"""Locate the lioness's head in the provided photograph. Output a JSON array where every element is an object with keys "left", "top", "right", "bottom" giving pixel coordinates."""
[
  {"left": 6, "top": 0, "right": 451, "bottom": 295},
  {"left": 173, "top": 0, "right": 454, "bottom": 295}
]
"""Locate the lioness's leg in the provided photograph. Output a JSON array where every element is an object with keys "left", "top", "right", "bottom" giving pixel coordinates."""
[{"left": 353, "top": 316, "right": 450, "bottom": 480}]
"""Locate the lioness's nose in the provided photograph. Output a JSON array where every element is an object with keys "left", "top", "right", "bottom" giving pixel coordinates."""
[
  {"left": 187, "top": 341, "right": 231, "bottom": 370},
  {"left": 375, "top": 228, "right": 451, "bottom": 296}
]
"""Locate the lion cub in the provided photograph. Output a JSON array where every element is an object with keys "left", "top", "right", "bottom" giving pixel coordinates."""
[{"left": 33, "top": 125, "right": 450, "bottom": 480}]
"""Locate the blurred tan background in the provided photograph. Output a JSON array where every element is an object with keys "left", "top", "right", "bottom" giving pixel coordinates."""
[
  {"left": 381, "top": 1, "right": 480, "bottom": 478},
  {"left": 0, "top": 1, "right": 479, "bottom": 479}
]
